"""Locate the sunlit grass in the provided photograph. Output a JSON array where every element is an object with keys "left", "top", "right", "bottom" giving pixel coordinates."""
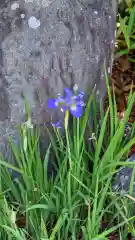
[{"left": 0, "top": 69, "right": 135, "bottom": 239}]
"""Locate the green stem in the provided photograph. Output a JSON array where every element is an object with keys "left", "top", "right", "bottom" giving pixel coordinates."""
[
  {"left": 77, "top": 118, "right": 80, "bottom": 158},
  {"left": 65, "top": 111, "right": 72, "bottom": 169}
]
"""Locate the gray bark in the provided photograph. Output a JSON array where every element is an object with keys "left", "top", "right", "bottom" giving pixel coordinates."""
[{"left": 0, "top": 0, "right": 117, "bottom": 163}]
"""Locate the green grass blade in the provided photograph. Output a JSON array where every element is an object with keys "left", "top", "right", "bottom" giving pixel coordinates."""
[{"left": 128, "top": 5, "right": 135, "bottom": 35}]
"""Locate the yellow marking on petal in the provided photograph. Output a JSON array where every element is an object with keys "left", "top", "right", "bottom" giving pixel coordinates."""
[{"left": 70, "top": 104, "right": 77, "bottom": 110}]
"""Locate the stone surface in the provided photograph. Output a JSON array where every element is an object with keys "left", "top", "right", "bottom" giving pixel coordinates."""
[
  {"left": 112, "top": 154, "right": 135, "bottom": 194},
  {"left": 28, "top": 16, "right": 40, "bottom": 29},
  {"left": 0, "top": 0, "right": 117, "bottom": 162}
]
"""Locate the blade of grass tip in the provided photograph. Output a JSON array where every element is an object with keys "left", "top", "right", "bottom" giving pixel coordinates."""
[
  {"left": 24, "top": 97, "right": 31, "bottom": 120},
  {"left": 104, "top": 64, "right": 114, "bottom": 138},
  {"left": 49, "top": 210, "right": 68, "bottom": 240}
]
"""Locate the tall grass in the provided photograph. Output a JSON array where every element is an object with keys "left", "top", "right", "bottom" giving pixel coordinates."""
[{"left": 0, "top": 74, "right": 135, "bottom": 239}]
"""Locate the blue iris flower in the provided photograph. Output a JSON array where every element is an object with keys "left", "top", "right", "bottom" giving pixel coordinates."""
[
  {"left": 51, "top": 120, "right": 61, "bottom": 129},
  {"left": 48, "top": 88, "right": 85, "bottom": 124}
]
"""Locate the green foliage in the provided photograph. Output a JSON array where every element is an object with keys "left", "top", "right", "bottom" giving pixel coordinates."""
[
  {"left": 0, "top": 71, "right": 135, "bottom": 239},
  {"left": 115, "top": 0, "right": 135, "bottom": 59}
]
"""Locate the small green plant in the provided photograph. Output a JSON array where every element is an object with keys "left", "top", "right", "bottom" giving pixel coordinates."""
[{"left": 115, "top": 1, "right": 135, "bottom": 60}]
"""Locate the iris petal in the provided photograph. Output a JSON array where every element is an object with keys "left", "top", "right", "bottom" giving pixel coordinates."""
[
  {"left": 70, "top": 105, "right": 83, "bottom": 118},
  {"left": 78, "top": 91, "right": 85, "bottom": 99},
  {"left": 77, "top": 99, "right": 86, "bottom": 107},
  {"left": 60, "top": 105, "right": 68, "bottom": 112},
  {"left": 72, "top": 92, "right": 84, "bottom": 102},
  {"left": 51, "top": 120, "right": 61, "bottom": 128},
  {"left": 64, "top": 88, "right": 73, "bottom": 101},
  {"left": 48, "top": 99, "right": 58, "bottom": 109},
  {"left": 57, "top": 96, "right": 65, "bottom": 103}
]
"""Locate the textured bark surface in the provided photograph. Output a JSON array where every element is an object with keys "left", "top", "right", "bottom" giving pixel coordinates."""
[{"left": 0, "top": 0, "right": 117, "bottom": 161}]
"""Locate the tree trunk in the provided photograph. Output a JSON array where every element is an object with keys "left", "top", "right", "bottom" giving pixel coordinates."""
[{"left": 0, "top": 0, "right": 117, "bottom": 165}]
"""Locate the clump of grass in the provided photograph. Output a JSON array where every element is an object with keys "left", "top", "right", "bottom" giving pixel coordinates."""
[{"left": 0, "top": 71, "right": 135, "bottom": 239}]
